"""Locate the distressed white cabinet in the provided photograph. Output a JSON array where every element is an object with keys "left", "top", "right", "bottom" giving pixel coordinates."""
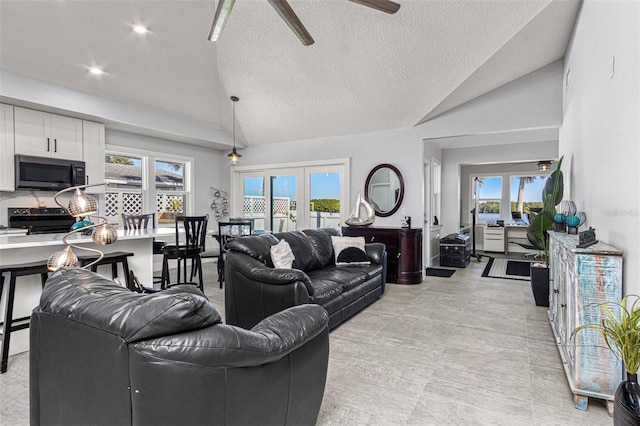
[
  {"left": 548, "top": 231, "right": 623, "bottom": 415},
  {"left": 14, "top": 107, "right": 83, "bottom": 160},
  {"left": 82, "top": 121, "right": 106, "bottom": 193},
  {"left": 0, "top": 104, "right": 16, "bottom": 191}
]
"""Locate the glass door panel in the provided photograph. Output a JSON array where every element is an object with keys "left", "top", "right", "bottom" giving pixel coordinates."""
[
  {"left": 243, "top": 176, "right": 265, "bottom": 233},
  {"left": 270, "top": 174, "right": 297, "bottom": 232},
  {"left": 308, "top": 172, "right": 341, "bottom": 229}
]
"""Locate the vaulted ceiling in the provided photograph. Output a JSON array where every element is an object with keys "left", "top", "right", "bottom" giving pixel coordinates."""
[{"left": 0, "top": 0, "right": 580, "bottom": 148}]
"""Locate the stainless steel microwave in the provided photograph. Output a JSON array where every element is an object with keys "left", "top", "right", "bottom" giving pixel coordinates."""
[{"left": 15, "top": 155, "right": 86, "bottom": 191}]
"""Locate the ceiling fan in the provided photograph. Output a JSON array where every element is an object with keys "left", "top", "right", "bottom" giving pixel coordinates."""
[{"left": 208, "top": 0, "right": 401, "bottom": 46}]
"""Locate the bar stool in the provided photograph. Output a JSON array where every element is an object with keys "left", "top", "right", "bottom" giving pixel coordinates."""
[
  {"left": 78, "top": 252, "right": 134, "bottom": 291},
  {"left": 0, "top": 260, "right": 49, "bottom": 373}
]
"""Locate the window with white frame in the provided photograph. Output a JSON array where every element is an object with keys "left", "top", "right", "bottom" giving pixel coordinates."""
[
  {"left": 155, "top": 159, "right": 187, "bottom": 221},
  {"left": 474, "top": 176, "right": 502, "bottom": 223},
  {"left": 105, "top": 152, "right": 145, "bottom": 222},
  {"left": 104, "top": 148, "right": 193, "bottom": 224}
]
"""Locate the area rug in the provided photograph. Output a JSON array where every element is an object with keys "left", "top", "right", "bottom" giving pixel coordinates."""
[
  {"left": 426, "top": 267, "right": 456, "bottom": 278},
  {"left": 481, "top": 258, "right": 531, "bottom": 281}
]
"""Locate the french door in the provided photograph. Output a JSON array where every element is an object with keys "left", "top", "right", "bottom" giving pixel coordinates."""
[{"left": 231, "top": 160, "right": 348, "bottom": 232}]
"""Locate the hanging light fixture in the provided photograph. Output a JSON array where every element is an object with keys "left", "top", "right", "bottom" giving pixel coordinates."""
[
  {"left": 228, "top": 95, "right": 242, "bottom": 165},
  {"left": 537, "top": 160, "right": 552, "bottom": 172}
]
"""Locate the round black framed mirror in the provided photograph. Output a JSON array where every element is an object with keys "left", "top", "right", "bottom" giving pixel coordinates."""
[{"left": 364, "top": 163, "right": 404, "bottom": 217}]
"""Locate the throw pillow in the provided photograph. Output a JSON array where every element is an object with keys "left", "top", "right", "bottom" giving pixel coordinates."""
[
  {"left": 331, "top": 236, "right": 370, "bottom": 266},
  {"left": 270, "top": 239, "right": 295, "bottom": 269}
]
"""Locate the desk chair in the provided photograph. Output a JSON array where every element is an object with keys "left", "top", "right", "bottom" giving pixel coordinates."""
[
  {"left": 122, "top": 213, "right": 168, "bottom": 284},
  {"left": 217, "top": 219, "right": 253, "bottom": 288},
  {"left": 161, "top": 215, "right": 208, "bottom": 292}
]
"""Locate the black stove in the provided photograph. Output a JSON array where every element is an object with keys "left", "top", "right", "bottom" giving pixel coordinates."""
[{"left": 8, "top": 207, "right": 75, "bottom": 235}]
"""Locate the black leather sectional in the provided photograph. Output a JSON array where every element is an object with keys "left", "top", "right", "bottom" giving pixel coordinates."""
[{"left": 224, "top": 227, "right": 387, "bottom": 330}]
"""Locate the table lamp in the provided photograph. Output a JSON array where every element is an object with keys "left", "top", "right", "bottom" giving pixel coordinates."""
[{"left": 47, "top": 183, "right": 118, "bottom": 271}]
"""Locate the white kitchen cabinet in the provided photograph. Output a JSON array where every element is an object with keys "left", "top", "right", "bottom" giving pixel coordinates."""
[
  {"left": 82, "top": 121, "right": 106, "bottom": 193},
  {"left": 0, "top": 104, "right": 15, "bottom": 191},
  {"left": 14, "top": 107, "right": 83, "bottom": 161},
  {"left": 483, "top": 226, "right": 504, "bottom": 252}
]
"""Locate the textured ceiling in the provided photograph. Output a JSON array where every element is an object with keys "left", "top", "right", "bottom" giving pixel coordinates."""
[{"left": 0, "top": 0, "right": 580, "bottom": 148}]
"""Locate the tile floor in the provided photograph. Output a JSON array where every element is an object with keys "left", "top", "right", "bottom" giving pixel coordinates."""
[{"left": 0, "top": 258, "right": 612, "bottom": 425}]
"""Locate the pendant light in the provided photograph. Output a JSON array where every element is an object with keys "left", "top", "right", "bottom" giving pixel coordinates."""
[
  {"left": 537, "top": 160, "right": 551, "bottom": 172},
  {"left": 228, "top": 95, "right": 242, "bottom": 165}
]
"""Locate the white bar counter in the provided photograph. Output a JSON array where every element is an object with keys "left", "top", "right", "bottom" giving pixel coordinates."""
[{"left": 0, "top": 228, "right": 176, "bottom": 356}]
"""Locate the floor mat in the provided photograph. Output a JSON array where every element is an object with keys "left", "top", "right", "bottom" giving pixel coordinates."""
[
  {"left": 481, "top": 258, "right": 531, "bottom": 281},
  {"left": 426, "top": 267, "right": 456, "bottom": 278}
]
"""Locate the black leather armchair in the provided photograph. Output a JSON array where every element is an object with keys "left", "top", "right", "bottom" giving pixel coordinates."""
[{"left": 30, "top": 268, "right": 329, "bottom": 426}]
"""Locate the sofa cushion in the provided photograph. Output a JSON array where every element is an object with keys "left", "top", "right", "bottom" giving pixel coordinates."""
[
  {"left": 331, "top": 236, "right": 370, "bottom": 266},
  {"left": 308, "top": 267, "right": 366, "bottom": 292},
  {"left": 307, "top": 278, "right": 343, "bottom": 305},
  {"left": 303, "top": 228, "right": 340, "bottom": 268},
  {"left": 273, "top": 230, "right": 323, "bottom": 272},
  {"left": 40, "top": 268, "right": 221, "bottom": 343},
  {"left": 227, "top": 233, "right": 279, "bottom": 266},
  {"left": 270, "top": 239, "right": 295, "bottom": 269}
]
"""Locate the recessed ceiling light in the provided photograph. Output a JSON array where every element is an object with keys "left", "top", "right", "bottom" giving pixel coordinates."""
[
  {"left": 133, "top": 24, "right": 148, "bottom": 34},
  {"left": 88, "top": 67, "right": 104, "bottom": 76}
]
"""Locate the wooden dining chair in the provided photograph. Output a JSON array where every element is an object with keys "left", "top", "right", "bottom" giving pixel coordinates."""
[{"left": 161, "top": 215, "right": 208, "bottom": 292}]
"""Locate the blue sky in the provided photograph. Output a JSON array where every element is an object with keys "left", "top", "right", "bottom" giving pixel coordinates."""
[
  {"left": 244, "top": 173, "right": 340, "bottom": 201},
  {"left": 476, "top": 176, "right": 548, "bottom": 201}
]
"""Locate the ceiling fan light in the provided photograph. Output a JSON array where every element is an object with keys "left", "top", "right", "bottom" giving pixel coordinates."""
[
  {"left": 537, "top": 161, "right": 552, "bottom": 172},
  {"left": 208, "top": 0, "right": 236, "bottom": 41}
]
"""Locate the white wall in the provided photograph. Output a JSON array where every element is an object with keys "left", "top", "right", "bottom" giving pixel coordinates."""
[
  {"left": 559, "top": 0, "right": 640, "bottom": 294},
  {"left": 0, "top": 70, "right": 230, "bottom": 148},
  {"left": 239, "top": 126, "right": 429, "bottom": 229},
  {"left": 416, "top": 60, "right": 563, "bottom": 139}
]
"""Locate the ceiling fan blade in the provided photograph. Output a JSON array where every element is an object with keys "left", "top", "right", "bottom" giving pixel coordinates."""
[
  {"left": 347, "top": 0, "right": 401, "bottom": 14},
  {"left": 267, "top": 0, "right": 315, "bottom": 46},
  {"left": 208, "top": 0, "right": 236, "bottom": 41}
]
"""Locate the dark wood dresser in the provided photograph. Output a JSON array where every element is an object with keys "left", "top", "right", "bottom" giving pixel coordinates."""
[{"left": 342, "top": 226, "right": 423, "bottom": 284}]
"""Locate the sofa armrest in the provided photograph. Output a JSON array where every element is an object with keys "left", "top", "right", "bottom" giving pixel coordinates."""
[
  {"left": 365, "top": 242, "right": 386, "bottom": 265},
  {"left": 131, "top": 305, "right": 329, "bottom": 368},
  {"left": 225, "top": 252, "right": 314, "bottom": 295}
]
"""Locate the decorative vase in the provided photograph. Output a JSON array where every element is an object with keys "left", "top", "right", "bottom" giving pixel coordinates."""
[
  {"left": 530, "top": 264, "right": 550, "bottom": 307},
  {"left": 614, "top": 373, "right": 640, "bottom": 425}
]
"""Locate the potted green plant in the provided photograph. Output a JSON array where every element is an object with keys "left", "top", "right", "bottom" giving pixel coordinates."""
[
  {"left": 519, "top": 156, "right": 563, "bottom": 306},
  {"left": 571, "top": 296, "right": 640, "bottom": 425}
]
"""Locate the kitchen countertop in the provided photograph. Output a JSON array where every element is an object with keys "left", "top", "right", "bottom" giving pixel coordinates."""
[{"left": 0, "top": 227, "right": 177, "bottom": 250}]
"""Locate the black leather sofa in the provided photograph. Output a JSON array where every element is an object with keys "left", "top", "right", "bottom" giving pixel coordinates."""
[
  {"left": 30, "top": 268, "right": 329, "bottom": 426},
  {"left": 224, "top": 227, "right": 387, "bottom": 330}
]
